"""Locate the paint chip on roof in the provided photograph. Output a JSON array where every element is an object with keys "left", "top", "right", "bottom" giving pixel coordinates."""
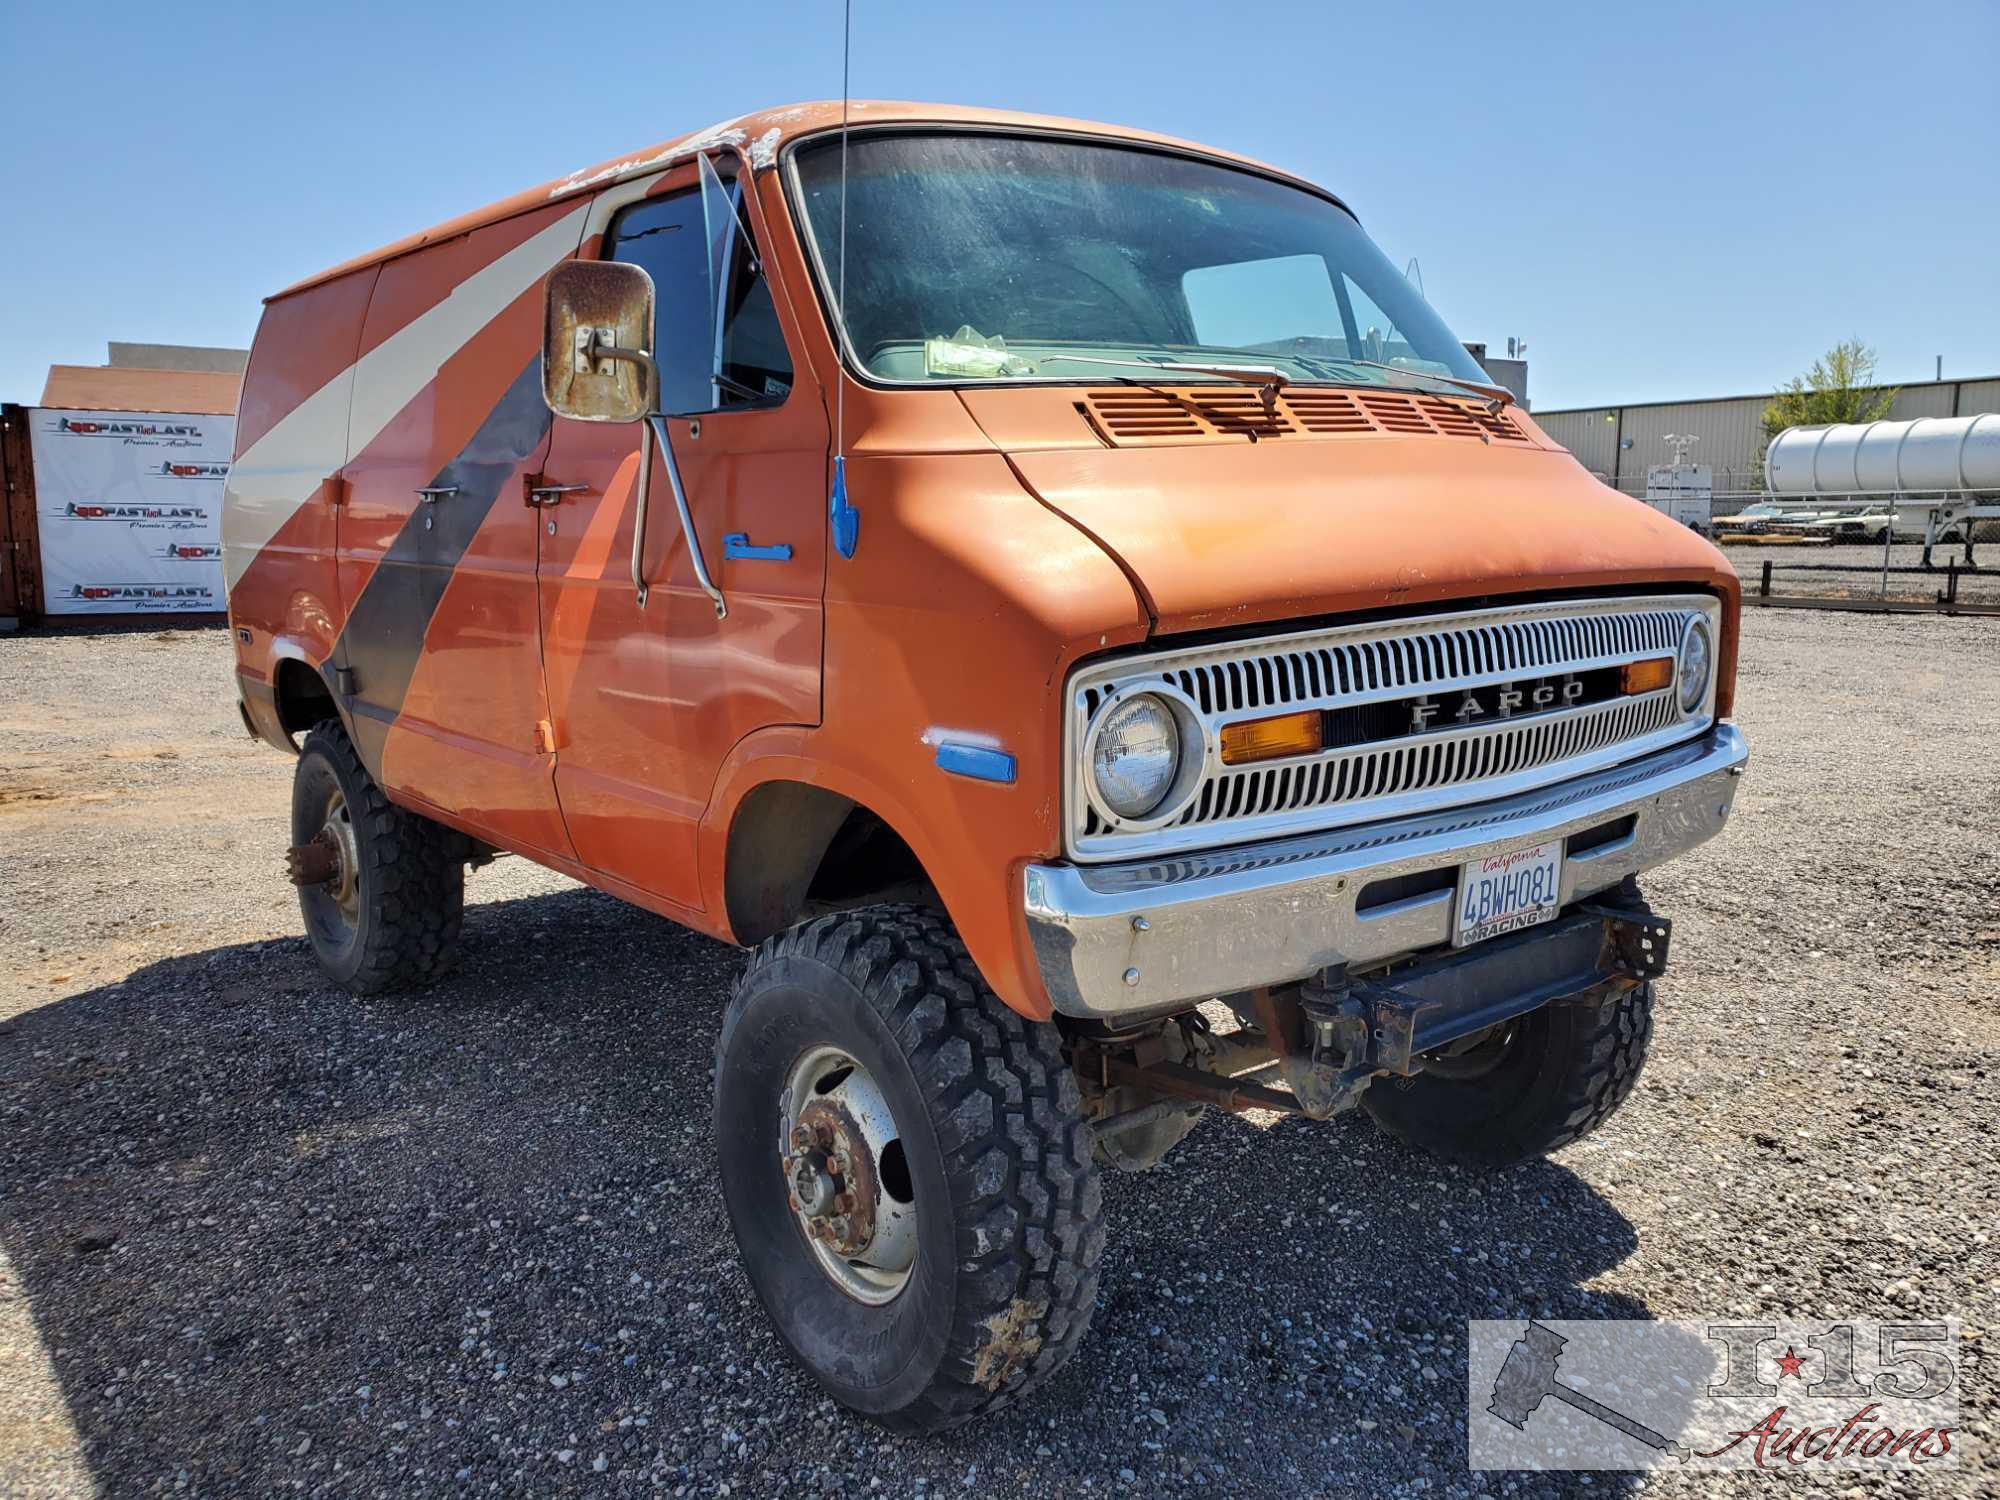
[{"left": 548, "top": 120, "right": 749, "bottom": 199}]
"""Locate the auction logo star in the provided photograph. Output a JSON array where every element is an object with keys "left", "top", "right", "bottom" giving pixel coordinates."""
[{"left": 1774, "top": 1346, "right": 1807, "bottom": 1380}]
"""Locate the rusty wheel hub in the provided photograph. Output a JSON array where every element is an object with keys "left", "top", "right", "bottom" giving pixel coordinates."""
[
  {"left": 787, "top": 1102, "right": 878, "bottom": 1257},
  {"left": 288, "top": 789, "right": 361, "bottom": 929},
  {"left": 781, "top": 1048, "right": 916, "bottom": 1304},
  {"left": 285, "top": 831, "right": 341, "bottom": 888}
]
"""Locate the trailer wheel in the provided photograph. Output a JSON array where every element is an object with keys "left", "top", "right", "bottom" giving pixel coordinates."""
[
  {"left": 290, "top": 719, "right": 464, "bottom": 995},
  {"left": 1361, "top": 980, "right": 1654, "bottom": 1169},
  {"left": 715, "top": 905, "right": 1104, "bottom": 1433}
]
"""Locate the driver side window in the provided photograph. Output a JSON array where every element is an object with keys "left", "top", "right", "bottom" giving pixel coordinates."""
[{"left": 607, "top": 175, "right": 792, "bottom": 416}]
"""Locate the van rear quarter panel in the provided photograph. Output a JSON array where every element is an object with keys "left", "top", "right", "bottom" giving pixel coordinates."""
[{"left": 226, "top": 269, "right": 378, "bottom": 692}]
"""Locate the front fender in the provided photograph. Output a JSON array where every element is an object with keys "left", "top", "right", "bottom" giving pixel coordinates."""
[{"left": 701, "top": 450, "right": 1149, "bottom": 1017}]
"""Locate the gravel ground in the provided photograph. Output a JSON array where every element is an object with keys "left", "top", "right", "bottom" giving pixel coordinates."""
[
  {"left": 1, "top": 613, "right": 1995, "bottom": 1499},
  {"left": 1722, "top": 540, "right": 2000, "bottom": 606}
]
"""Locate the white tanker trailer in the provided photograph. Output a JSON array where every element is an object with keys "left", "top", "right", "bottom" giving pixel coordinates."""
[{"left": 1765, "top": 413, "right": 2000, "bottom": 563}]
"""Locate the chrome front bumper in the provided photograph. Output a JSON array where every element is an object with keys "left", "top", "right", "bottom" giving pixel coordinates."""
[{"left": 1024, "top": 723, "right": 1748, "bottom": 1019}]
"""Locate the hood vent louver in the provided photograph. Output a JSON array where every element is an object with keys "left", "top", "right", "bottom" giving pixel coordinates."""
[{"left": 1082, "top": 387, "right": 1529, "bottom": 447}]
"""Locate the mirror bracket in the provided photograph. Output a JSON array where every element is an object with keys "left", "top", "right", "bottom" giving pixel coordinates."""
[
  {"left": 574, "top": 325, "right": 615, "bottom": 374},
  {"left": 645, "top": 414, "right": 727, "bottom": 620}
]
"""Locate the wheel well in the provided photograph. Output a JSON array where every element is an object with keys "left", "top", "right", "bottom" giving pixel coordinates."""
[
  {"left": 724, "top": 782, "right": 936, "bottom": 946},
  {"left": 274, "top": 657, "right": 338, "bottom": 741}
]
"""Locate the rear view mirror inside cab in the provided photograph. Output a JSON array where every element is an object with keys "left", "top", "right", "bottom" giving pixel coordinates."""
[{"left": 542, "top": 260, "right": 657, "bottom": 423}]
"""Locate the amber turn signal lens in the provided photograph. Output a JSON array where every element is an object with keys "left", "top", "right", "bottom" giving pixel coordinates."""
[
  {"left": 1620, "top": 657, "right": 1675, "bottom": 695},
  {"left": 1219, "top": 710, "right": 1324, "bottom": 765}
]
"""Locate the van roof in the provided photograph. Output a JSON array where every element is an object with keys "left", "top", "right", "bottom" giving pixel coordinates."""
[{"left": 272, "top": 100, "right": 1324, "bottom": 301}]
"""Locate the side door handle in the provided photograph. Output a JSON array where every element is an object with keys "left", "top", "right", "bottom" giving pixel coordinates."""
[
  {"left": 525, "top": 476, "right": 588, "bottom": 508},
  {"left": 722, "top": 533, "right": 792, "bottom": 561},
  {"left": 414, "top": 485, "right": 460, "bottom": 504}
]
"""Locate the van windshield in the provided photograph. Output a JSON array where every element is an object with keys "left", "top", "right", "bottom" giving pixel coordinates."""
[{"left": 791, "top": 131, "right": 1492, "bottom": 393}]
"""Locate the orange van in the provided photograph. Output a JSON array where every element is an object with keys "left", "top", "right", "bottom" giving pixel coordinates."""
[{"left": 224, "top": 101, "right": 1747, "bottom": 1430}]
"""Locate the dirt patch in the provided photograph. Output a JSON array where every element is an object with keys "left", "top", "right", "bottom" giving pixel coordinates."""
[{"left": 970, "top": 1297, "right": 1049, "bottom": 1391}]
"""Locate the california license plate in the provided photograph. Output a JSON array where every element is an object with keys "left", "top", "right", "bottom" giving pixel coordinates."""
[{"left": 1454, "top": 839, "right": 1565, "bottom": 948}]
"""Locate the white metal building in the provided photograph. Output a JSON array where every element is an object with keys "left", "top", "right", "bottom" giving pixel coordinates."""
[{"left": 1537, "top": 375, "right": 2000, "bottom": 504}]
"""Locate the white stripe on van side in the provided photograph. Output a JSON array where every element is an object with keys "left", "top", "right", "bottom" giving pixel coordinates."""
[
  {"left": 222, "top": 203, "right": 589, "bottom": 596},
  {"left": 220, "top": 364, "right": 355, "bottom": 597}
]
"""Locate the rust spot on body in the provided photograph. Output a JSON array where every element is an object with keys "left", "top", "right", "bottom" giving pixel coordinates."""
[{"left": 970, "top": 1297, "right": 1048, "bottom": 1391}]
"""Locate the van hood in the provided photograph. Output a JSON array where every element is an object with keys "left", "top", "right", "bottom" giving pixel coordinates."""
[{"left": 1001, "top": 437, "right": 1738, "bottom": 637}]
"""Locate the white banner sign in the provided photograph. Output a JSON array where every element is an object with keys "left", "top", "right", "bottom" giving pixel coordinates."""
[{"left": 29, "top": 407, "right": 233, "bottom": 614}]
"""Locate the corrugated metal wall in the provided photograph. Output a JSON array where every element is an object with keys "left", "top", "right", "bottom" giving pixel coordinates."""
[
  {"left": 1539, "top": 407, "right": 1617, "bottom": 475},
  {"left": 1886, "top": 385, "right": 1955, "bottom": 420},
  {"left": 1952, "top": 378, "right": 2000, "bottom": 413},
  {"left": 1537, "top": 376, "right": 2000, "bottom": 499},
  {"left": 1621, "top": 398, "right": 1767, "bottom": 493}
]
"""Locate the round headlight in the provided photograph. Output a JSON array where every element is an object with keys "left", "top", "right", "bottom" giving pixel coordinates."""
[
  {"left": 1678, "top": 617, "right": 1713, "bottom": 713},
  {"left": 1091, "top": 694, "right": 1181, "bottom": 820}
]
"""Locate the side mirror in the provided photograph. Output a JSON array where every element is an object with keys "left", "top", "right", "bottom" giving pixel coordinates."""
[{"left": 542, "top": 260, "right": 656, "bottom": 422}]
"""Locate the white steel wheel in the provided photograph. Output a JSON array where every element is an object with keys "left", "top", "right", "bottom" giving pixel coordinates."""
[
  {"left": 313, "top": 787, "right": 363, "bottom": 933},
  {"left": 715, "top": 904, "right": 1105, "bottom": 1432},
  {"left": 288, "top": 719, "right": 465, "bottom": 995},
  {"left": 780, "top": 1046, "right": 918, "bottom": 1305}
]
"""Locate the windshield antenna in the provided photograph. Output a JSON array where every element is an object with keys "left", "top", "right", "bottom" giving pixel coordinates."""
[{"left": 828, "top": 0, "right": 860, "bottom": 558}]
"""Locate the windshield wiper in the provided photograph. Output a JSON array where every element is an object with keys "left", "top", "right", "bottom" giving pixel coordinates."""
[
  {"left": 1024, "top": 348, "right": 1509, "bottom": 417},
  {"left": 1035, "top": 353, "right": 1290, "bottom": 417},
  {"left": 1065, "top": 343, "right": 1513, "bottom": 413},
  {"left": 1330, "top": 358, "right": 1514, "bottom": 412},
  {"left": 1166, "top": 338, "right": 1514, "bottom": 411},
  {"left": 1036, "top": 353, "right": 1290, "bottom": 390}
]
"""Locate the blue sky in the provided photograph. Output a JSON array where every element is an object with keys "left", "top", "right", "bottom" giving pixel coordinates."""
[{"left": 3, "top": 1, "right": 1994, "bottom": 410}]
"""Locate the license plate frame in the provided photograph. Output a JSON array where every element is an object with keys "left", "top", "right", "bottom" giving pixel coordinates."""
[{"left": 1453, "top": 838, "right": 1566, "bottom": 948}]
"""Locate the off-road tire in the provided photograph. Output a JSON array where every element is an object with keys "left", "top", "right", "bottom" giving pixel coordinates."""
[
  {"left": 1361, "top": 980, "right": 1654, "bottom": 1169},
  {"left": 292, "top": 718, "right": 464, "bottom": 995},
  {"left": 714, "top": 904, "right": 1105, "bottom": 1433}
]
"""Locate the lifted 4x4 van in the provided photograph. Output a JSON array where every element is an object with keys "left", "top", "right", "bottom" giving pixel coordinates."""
[{"left": 224, "top": 102, "right": 1747, "bottom": 1431}]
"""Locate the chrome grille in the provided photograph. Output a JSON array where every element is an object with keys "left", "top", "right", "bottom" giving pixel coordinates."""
[{"left": 1066, "top": 594, "right": 1720, "bottom": 862}]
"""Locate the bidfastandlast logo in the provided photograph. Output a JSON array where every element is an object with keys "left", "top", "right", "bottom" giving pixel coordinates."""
[
  {"left": 68, "top": 583, "right": 216, "bottom": 604},
  {"left": 55, "top": 416, "right": 204, "bottom": 439},
  {"left": 159, "top": 542, "right": 221, "bottom": 561},
  {"left": 62, "top": 501, "right": 209, "bottom": 525},
  {"left": 157, "top": 459, "right": 230, "bottom": 480},
  {"left": 1468, "top": 1318, "right": 1959, "bottom": 1471}
]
